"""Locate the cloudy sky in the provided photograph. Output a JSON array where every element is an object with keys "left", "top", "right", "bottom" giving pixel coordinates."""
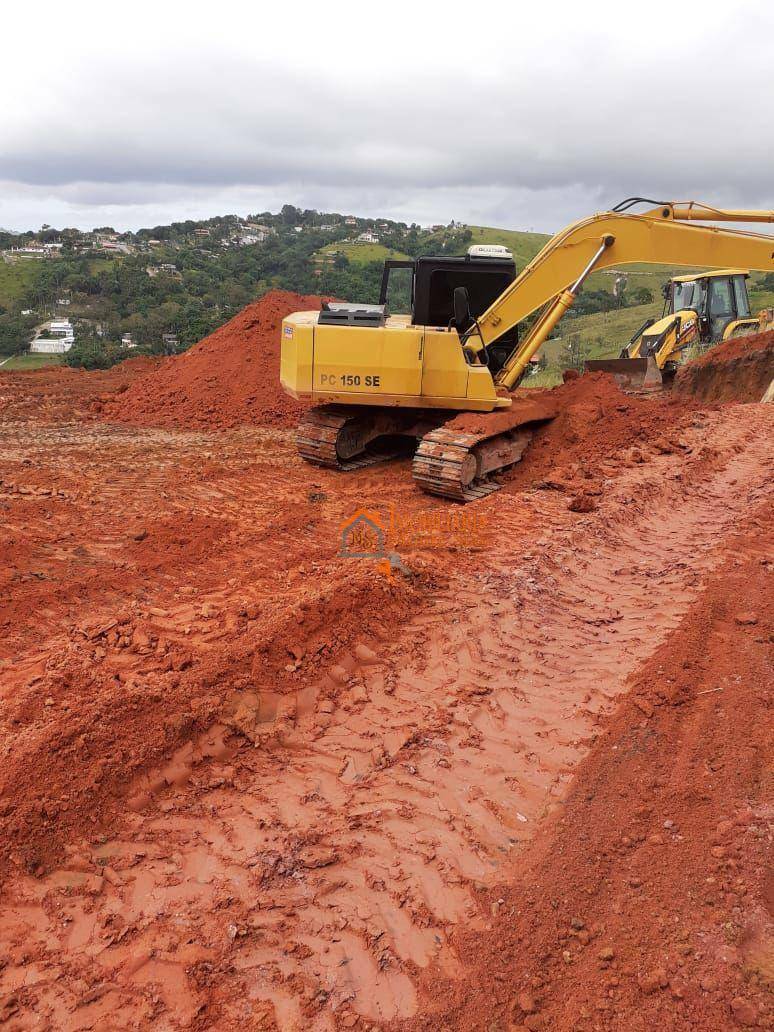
[{"left": 3, "top": 1, "right": 773, "bottom": 234}]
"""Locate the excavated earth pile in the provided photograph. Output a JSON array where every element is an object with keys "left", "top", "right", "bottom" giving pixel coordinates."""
[
  {"left": 674, "top": 328, "right": 774, "bottom": 403},
  {"left": 101, "top": 289, "right": 325, "bottom": 429},
  {"left": 0, "top": 302, "right": 772, "bottom": 1032}
]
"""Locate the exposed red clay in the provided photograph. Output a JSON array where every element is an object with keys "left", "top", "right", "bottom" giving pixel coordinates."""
[
  {"left": 0, "top": 302, "right": 771, "bottom": 1031},
  {"left": 101, "top": 289, "right": 325, "bottom": 429},
  {"left": 674, "top": 328, "right": 774, "bottom": 403}
]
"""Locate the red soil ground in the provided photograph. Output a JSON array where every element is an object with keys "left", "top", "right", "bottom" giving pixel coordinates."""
[
  {"left": 674, "top": 328, "right": 774, "bottom": 403},
  {"left": 101, "top": 290, "right": 324, "bottom": 429},
  {"left": 0, "top": 308, "right": 771, "bottom": 1031}
]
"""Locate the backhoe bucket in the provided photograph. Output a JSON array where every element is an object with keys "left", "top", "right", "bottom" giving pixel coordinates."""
[{"left": 584, "top": 356, "right": 663, "bottom": 390}]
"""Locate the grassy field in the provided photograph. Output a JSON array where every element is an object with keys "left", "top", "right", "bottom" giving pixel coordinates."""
[
  {"left": 748, "top": 283, "right": 774, "bottom": 310},
  {"left": 0, "top": 261, "right": 40, "bottom": 308},
  {"left": 317, "top": 226, "right": 550, "bottom": 269},
  {"left": 318, "top": 242, "right": 411, "bottom": 265},
  {"left": 556, "top": 301, "right": 662, "bottom": 359},
  {"left": 87, "top": 257, "right": 122, "bottom": 275},
  {"left": 0, "top": 353, "right": 65, "bottom": 371}
]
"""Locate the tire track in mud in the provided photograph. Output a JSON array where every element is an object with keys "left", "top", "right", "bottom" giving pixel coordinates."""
[
  {"left": 0, "top": 423, "right": 321, "bottom": 661},
  {"left": 0, "top": 405, "right": 771, "bottom": 1030}
]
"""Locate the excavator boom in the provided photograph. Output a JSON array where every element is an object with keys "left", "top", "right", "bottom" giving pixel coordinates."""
[{"left": 474, "top": 202, "right": 774, "bottom": 389}]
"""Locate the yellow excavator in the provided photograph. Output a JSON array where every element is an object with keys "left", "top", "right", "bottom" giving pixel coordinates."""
[
  {"left": 280, "top": 199, "right": 774, "bottom": 500},
  {"left": 586, "top": 268, "right": 774, "bottom": 388}
]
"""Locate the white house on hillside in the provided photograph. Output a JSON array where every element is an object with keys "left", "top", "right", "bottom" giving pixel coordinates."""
[{"left": 31, "top": 320, "right": 75, "bottom": 353}]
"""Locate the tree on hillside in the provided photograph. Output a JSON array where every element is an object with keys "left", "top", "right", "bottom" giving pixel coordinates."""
[
  {"left": 561, "top": 333, "right": 591, "bottom": 372},
  {"left": 0, "top": 314, "right": 39, "bottom": 356},
  {"left": 627, "top": 286, "right": 654, "bottom": 306}
]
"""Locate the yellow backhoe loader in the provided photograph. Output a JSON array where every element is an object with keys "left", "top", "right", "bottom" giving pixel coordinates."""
[
  {"left": 586, "top": 268, "right": 774, "bottom": 388},
  {"left": 280, "top": 199, "right": 774, "bottom": 501}
]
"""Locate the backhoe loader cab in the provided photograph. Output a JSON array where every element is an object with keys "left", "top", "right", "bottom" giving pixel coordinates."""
[
  {"left": 587, "top": 270, "right": 762, "bottom": 388},
  {"left": 667, "top": 270, "right": 752, "bottom": 340}
]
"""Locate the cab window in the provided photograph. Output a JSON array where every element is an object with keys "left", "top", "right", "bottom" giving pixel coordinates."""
[
  {"left": 732, "top": 275, "right": 750, "bottom": 318},
  {"left": 672, "top": 280, "right": 700, "bottom": 312},
  {"left": 708, "top": 278, "right": 734, "bottom": 317}
]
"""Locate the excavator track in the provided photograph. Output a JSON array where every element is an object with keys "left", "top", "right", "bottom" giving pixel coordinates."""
[
  {"left": 296, "top": 406, "right": 409, "bottom": 470},
  {"left": 298, "top": 403, "right": 553, "bottom": 501},
  {"left": 413, "top": 425, "right": 532, "bottom": 502}
]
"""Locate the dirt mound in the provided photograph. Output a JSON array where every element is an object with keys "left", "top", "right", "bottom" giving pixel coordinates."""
[
  {"left": 674, "top": 329, "right": 774, "bottom": 403},
  {"left": 100, "top": 289, "right": 324, "bottom": 429},
  {"left": 503, "top": 372, "right": 698, "bottom": 491},
  {"left": 0, "top": 555, "right": 439, "bottom": 878},
  {"left": 444, "top": 394, "right": 560, "bottom": 435},
  {"left": 2, "top": 356, "right": 773, "bottom": 1028}
]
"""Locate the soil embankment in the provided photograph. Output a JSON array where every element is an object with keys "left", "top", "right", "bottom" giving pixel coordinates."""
[
  {"left": 674, "top": 328, "right": 774, "bottom": 403},
  {"left": 101, "top": 289, "right": 323, "bottom": 429}
]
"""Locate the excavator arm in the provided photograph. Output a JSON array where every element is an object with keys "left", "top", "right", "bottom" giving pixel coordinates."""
[{"left": 469, "top": 201, "right": 774, "bottom": 390}]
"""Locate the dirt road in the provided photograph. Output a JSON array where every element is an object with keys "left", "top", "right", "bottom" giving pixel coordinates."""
[{"left": 0, "top": 337, "right": 771, "bottom": 1030}]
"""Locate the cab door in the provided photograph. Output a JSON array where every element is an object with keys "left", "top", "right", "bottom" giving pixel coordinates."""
[{"left": 707, "top": 277, "right": 736, "bottom": 341}]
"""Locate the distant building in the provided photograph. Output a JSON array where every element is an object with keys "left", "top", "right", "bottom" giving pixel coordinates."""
[
  {"left": 147, "top": 262, "right": 180, "bottom": 277},
  {"left": 6, "top": 245, "right": 50, "bottom": 259},
  {"left": 344, "top": 217, "right": 357, "bottom": 226},
  {"left": 356, "top": 230, "right": 380, "bottom": 244},
  {"left": 237, "top": 231, "right": 269, "bottom": 246},
  {"left": 31, "top": 319, "right": 74, "bottom": 353},
  {"left": 99, "top": 240, "right": 134, "bottom": 254},
  {"left": 121, "top": 333, "right": 136, "bottom": 349}
]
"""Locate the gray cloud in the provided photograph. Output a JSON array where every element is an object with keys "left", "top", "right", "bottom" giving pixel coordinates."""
[{"left": 2, "top": 3, "right": 773, "bottom": 231}]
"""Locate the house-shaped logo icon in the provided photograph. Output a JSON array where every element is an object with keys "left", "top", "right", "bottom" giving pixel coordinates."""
[{"left": 339, "top": 508, "right": 386, "bottom": 559}]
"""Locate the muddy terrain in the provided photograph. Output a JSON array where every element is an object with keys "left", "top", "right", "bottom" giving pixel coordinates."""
[{"left": 0, "top": 293, "right": 771, "bottom": 1031}]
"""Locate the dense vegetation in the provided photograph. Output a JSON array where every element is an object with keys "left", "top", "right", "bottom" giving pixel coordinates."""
[
  {"left": 1, "top": 208, "right": 481, "bottom": 359},
  {"left": 6, "top": 204, "right": 769, "bottom": 370}
]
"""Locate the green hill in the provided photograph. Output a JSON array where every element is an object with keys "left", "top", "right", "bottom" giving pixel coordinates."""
[
  {"left": 318, "top": 242, "right": 411, "bottom": 265},
  {"left": 0, "top": 262, "right": 40, "bottom": 309}
]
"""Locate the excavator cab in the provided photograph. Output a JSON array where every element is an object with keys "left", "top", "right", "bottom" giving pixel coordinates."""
[{"left": 379, "top": 247, "right": 519, "bottom": 371}]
